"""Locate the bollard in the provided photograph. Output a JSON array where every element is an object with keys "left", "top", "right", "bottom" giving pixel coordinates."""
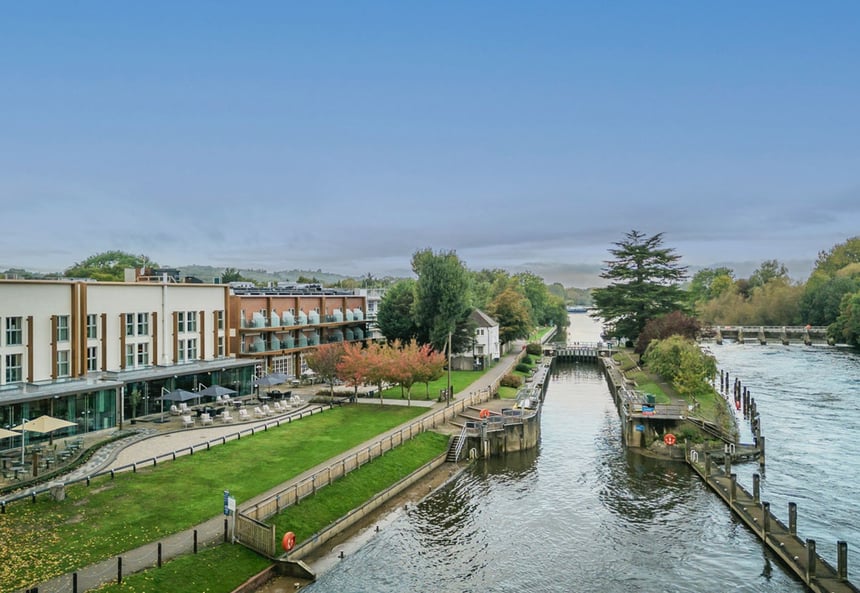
[
  {"left": 753, "top": 474, "right": 760, "bottom": 503},
  {"left": 73, "top": 572, "right": 78, "bottom": 593},
  {"left": 725, "top": 452, "right": 732, "bottom": 475},
  {"left": 158, "top": 542, "right": 162, "bottom": 567},
  {"left": 730, "top": 473, "right": 737, "bottom": 503},
  {"left": 759, "top": 436, "right": 766, "bottom": 468},
  {"left": 118, "top": 556, "right": 122, "bottom": 584},
  {"left": 838, "top": 541, "right": 848, "bottom": 581},
  {"left": 788, "top": 502, "right": 797, "bottom": 535},
  {"left": 762, "top": 502, "right": 771, "bottom": 536},
  {"left": 194, "top": 529, "right": 198, "bottom": 554},
  {"left": 224, "top": 518, "right": 229, "bottom": 543},
  {"left": 807, "top": 539, "right": 816, "bottom": 580}
]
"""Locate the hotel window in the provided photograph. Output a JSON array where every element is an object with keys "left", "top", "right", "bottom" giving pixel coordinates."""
[
  {"left": 57, "top": 315, "right": 70, "bottom": 342},
  {"left": 187, "top": 311, "right": 197, "bottom": 332},
  {"left": 137, "top": 343, "right": 149, "bottom": 366},
  {"left": 177, "top": 311, "right": 186, "bottom": 332},
  {"left": 178, "top": 338, "right": 197, "bottom": 362},
  {"left": 5, "top": 316, "right": 23, "bottom": 345},
  {"left": 137, "top": 312, "right": 149, "bottom": 336},
  {"left": 187, "top": 338, "right": 198, "bottom": 360},
  {"left": 217, "top": 336, "right": 225, "bottom": 357},
  {"left": 87, "top": 346, "right": 98, "bottom": 371},
  {"left": 57, "top": 350, "right": 70, "bottom": 377},
  {"left": 5, "top": 353, "right": 22, "bottom": 382},
  {"left": 87, "top": 314, "right": 98, "bottom": 339},
  {"left": 216, "top": 310, "right": 224, "bottom": 330},
  {"left": 126, "top": 344, "right": 135, "bottom": 367},
  {"left": 125, "top": 313, "right": 135, "bottom": 336}
]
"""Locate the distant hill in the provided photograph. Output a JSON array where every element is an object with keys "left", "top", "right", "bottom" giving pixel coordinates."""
[{"left": 178, "top": 265, "right": 350, "bottom": 285}]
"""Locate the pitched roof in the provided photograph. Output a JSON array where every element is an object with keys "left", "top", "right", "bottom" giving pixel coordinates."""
[{"left": 470, "top": 308, "right": 498, "bottom": 328}]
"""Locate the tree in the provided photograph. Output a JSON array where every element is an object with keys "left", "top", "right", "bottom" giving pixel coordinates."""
[
  {"left": 376, "top": 279, "right": 418, "bottom": 343},
  {"left": 336, "top": 342, "right": 369, "bottom": 400},
  {"left": 412, "top": 248, "right": 474, "bottom": 352},
  {"left": 689, "top": 267, "right": 735, "bottom": 303},
  {"left": 221, "top": 268, "right": 245, "bottom": 283},
  {"left": 814, "top": 236, "right": 860, "bottom": 276},
  {"left": 830, "top": 291, "right": 860, "bottom": 346},
  {"left": 591, "top": 230, "right": 689, "bottom": 344},
  {"left": 516, "top": 271, "right": 568, "bottom": 328},
  {"left": 748, "top": 259, "right": 789, "bottom": 289},
  {"left": 488, "top": 287, "right": 533, "bottom": 346},
  {"left": 305, "top": 343, "right": 345, "bottom": 397},
  {"left": 634, "top": 311, "right": 701, "bottom": 355},
  {"left": 642, "top": 335, "right": 716, "bottom": 398},
  {"left": 412, "top": 342, "right": 447, "bottom": 399},
  {"left": 64, "top": 250, "right": 154, "bottom": 282}
]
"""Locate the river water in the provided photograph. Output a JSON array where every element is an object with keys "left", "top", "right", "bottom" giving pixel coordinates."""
[{"left": 302, "top": 317, "right": 859, "bottom": 592}]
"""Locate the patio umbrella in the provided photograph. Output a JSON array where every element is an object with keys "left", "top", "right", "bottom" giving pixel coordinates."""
[
  {"left": 197, "top": 384, "right": 237, "bottom": 399},
  {"left": 11, "top": 415, "right": 77, "bottom": 464},
  {"left": 0, "top": 427, "right": 21, "bottom": 439},
  {"left": 159, "top": 389, "right": 198, "bottom": 402},
  {"left": 255, "top": 374, "right": 287, "bottom": 387}
]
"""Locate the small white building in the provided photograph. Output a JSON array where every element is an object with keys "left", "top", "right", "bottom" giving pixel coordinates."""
[{"left": 451, "top": 309, "right": 500, "bottom": 371}]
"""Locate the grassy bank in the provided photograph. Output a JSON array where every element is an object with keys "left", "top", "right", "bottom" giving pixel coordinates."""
[
  {"left": 90, "top": 431, "right": 450, "bottom": 593},
  {"left": 1, "top": 405, "right": 426, "bottom": 590}
]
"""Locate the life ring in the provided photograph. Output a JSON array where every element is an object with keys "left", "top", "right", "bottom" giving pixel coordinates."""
[
  {"left": 663, "top": 433, "right": 676, "bottom": 446},
  {"left": 282, "top": 531, "right": 296, "bottom": 551},
  {"left": 479, "top": 409, "right": 491, "bottom": 419}
]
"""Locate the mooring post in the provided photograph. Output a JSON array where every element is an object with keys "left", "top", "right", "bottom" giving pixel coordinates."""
[
  {"left": 753, "top": 473, "right": 760, "bottom": 502},
  {"left": 838, "top": 541, "right": 848, "bottom": 581},
  {"left": 807, "top": 539, "right": 816, "bottom": 580},
  {"left": 762, "top": 502, "right": 771, "bottom": 536},
  {"left": 788, "top": 502, "right": 797, "bottom": 535},
  {"left": 705, "top": 452, "right": 711, "bottom": 476},
  {"left": 725, "top": 452, "right": 732, "bottom": 475},
  {"left": 758, "top": 436, "right": 765, "bottom": 468},
  {"left": 729, "top": 473, "right": 737, "bottom": 503}
]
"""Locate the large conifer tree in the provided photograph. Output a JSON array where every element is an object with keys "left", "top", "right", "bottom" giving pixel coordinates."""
[{"left": 591, "top": 230, "right": 688, "bottom": 344}]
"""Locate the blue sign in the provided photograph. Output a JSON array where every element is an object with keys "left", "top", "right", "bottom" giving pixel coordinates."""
[
  {"left": 635, "top": 424, "right": 645, "bottom": 432},
  {"left": 641, "top": 405, "right": 655, "bottom": 415},
  {"left": 223, "top": 490, "right": 230, "bottom": 516}
]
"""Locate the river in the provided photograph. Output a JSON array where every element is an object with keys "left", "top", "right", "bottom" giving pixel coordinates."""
[{"left": 300, "top": 316, "right": 858, "bottom": 592}]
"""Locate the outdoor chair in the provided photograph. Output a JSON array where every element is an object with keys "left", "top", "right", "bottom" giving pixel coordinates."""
[
  {"left": 273, "top": 401, "right": 285, "bottom": 413},
  {"left": 261, "top": 404, "right": 274, "bottom": 416},
  {"left": 253, "top": 406, "right": 266, "bottom": 419},
  {"left": 170, "top": 405, "right": 181, "bottom": 416},
  {"left": 221, "top": 410, "right": 234, "bottom": 423},
  {"left": 200, "top": 413, "right": 213, "bottom": 425},
  {"left": 181, "top": 414, "right": 194, "bottom": 429},
  {"left": 238, "top": 408, "right": 250, "bottom": 421},
  {"left": 179, "top": 403, "right": 190, "bottom": 414}
]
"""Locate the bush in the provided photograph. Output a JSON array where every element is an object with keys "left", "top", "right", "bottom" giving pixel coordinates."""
[
  {"left": 526, "top": 343, "right": 542, "bottom": 355},
  {"left": 515, "top": 363, "right": 531, "bottom": 373},
  {"left": 500, "top": 374, "right": 523, "bottom": 388},
  {"left": 521, "top": 355, "right": 533, "bottom": 365}
]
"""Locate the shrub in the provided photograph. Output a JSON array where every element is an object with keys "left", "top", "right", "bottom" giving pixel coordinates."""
[
  {"left": 500, "top": 373, "right": 523, "bottom": 388},
  {"left": 515, "top": 363, "right": 531, "bottom": 373},
  {"left": 526, "top": 343, "right": 542, "bottom": 355},
  {"left": 521, "top": 355, "right": 533, "bottom": 365}
]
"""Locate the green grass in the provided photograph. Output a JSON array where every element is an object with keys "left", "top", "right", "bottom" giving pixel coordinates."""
[
  {"left": 90, "top": 544, "right": 270, "bottom": 593},
  {"left": 380, "top": 370, "right": 487, "bottom": 400},
  {"left": 498, "top": 385, "right": 519, "bottom": 399},
  {"left": 271, "top": 431, "right": 449, "bottom": 542},
  {"left": 0, "top": 405, "right": 426, "bottom": 590},
  {"left": 88, "top": 431, "right": 450, "bottom": 593}
]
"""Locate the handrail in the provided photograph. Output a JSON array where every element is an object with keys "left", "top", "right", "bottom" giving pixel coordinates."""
[{"left": 453, "top": 423, "right": 469, "bottom": 462}]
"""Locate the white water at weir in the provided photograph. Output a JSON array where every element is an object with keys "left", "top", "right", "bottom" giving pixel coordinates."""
[{"left": 299, "top": 316, "right": 856, "bottom": 592}]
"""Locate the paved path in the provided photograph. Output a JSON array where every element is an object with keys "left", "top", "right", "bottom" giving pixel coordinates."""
[{"left": 16, "top": 345, "right": 526, "bottom": 593}]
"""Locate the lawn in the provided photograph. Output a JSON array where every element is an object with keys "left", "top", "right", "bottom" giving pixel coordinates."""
[
  {"left": 379, "top": 370, "right": 488, "bottom": 401},
  {"left": 0, "top": 405, "right": 426, "bottom": 590},
  {"left": 89, "top": 431, "right": 450, "bottom": 593}
]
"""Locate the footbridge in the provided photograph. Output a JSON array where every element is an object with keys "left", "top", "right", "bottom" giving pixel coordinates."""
[{"left": 701, "top": 326, "right": 832, "bottom": 346}]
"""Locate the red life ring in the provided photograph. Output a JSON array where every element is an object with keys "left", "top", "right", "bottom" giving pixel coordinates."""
[
  {"left": 479, "top": 409, "right": 491, "bottom": 419},
  {"left": 664, "top": 433, "right": 676, "bottom": 446},
  {"left": 282, "top": 531, "right": 296, "bottom": 551}
]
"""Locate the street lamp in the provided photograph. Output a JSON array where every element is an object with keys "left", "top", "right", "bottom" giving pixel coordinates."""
[{"left": 160, "top": 387, "right": 169, "bottom": 423}]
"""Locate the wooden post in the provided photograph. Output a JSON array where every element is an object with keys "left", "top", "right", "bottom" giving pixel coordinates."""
[
  {"left": 807, "top": 539, "right": 816, "bottom": 580},
  {"left": 753, "top": 473, "right": 760, "bottom": 502},
  {"left": 705, "top": 452, "right": 711, "bottom": 475},
  {"left": 725, "top": 452, "right": 732, "bottom": 475},
  {"left": 788, "top": 502, "right": 797, "bottom": 535},
  {"left": 758, "top": 436, "right": 765, "bottom": 468},
  {"left": 117, "top": 556, "right": 123, "bottom": 584},
  {"left": 729, "top": 473, "right": 737, "bottom": 503},
  {"left": 158, "top": 542, "right": 162, "bottom": 567},
  {"left": 838, "top": 541, "right": 848, "bottom": 581},
  {"left": 762, "top": 502, "right": 770, "bottom": 536}
]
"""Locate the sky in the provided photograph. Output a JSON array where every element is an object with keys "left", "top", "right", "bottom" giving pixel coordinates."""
[{"left": 2, "top": 2, "right": 858, "bottom": 287}]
